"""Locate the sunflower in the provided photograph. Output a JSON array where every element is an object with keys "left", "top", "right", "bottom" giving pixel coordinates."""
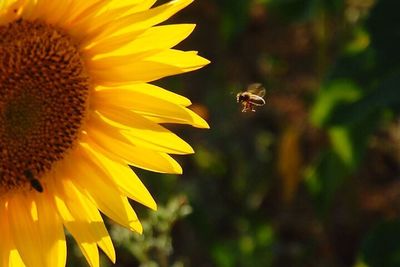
[{"left": 0, "top": 0, "right": 209, "bottom": 266}]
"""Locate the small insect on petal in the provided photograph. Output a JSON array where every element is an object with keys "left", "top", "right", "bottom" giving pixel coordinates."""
[{"left": 24, "top": 170, "right": 43, "bottom": 193}]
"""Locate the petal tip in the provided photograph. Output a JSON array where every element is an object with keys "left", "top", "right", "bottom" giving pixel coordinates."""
[
  {"left": 150, "top": 202, "right": 158, "bottom": 211},
  {"left": 131, "top": 221, "right": 143, "bottom": 234},
  {"left": 196, "top": 119, "right": 210, "bottom": 129}
]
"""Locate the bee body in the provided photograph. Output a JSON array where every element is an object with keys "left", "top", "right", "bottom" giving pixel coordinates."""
[{"left": 236, "top": 83, "right": 266, "bottom": 112}]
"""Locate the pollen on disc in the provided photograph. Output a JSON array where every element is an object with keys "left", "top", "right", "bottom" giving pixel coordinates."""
[{"left": 0, "top": 19, "right": 90, "bottom": 192}]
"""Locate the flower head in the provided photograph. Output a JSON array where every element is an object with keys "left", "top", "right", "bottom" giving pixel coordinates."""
[{"left": 0, "top": 0, "right": 209, "bottom": 266}]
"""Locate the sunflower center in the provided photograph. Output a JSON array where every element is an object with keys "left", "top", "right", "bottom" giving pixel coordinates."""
[{"left": 0, "top": 20, "right": 89, "bottom": 192}]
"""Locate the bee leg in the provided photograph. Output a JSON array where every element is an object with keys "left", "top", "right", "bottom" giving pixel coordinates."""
[
  {"left": 248, "top": 103, "right": 255, "bottom": 112},
  {"left": 243, "top": 103, "right": 251, "bottom": 112},
  {"left": 241, "top": 103, "right": 247, "bottom": 112}
]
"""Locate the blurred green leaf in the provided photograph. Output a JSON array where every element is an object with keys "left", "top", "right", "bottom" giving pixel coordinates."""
[
  {"left": 328, "top": 72, "right": 400, "bottom": 126},
  {"left": 211, "top": 223, "right": 275, "bottom": 267},
  {"left": 257, "top": 224, "right": 274, "bottom": 247},
  {"left": 239, "top": 235, "right": 255, "bottom": 255},
  {"left": 307, "top": 108, "right": 376, "bottom": 213},
  {"left": 217, "top": 0, "right": 251, "bottom": 41},
  {"left": 193, "top": 146, "right": 227, "bottom": 175},
  {"left": 345, "top": 28, "right": 370, "bottom": 54},
  {"left": 212, "top": 242, "right": 237, "bottom": 267},
  {"left": 329, "top": 127, "right": 355, "bottom": 167},
  {"left": 305, "top": 150, "right": 349, "bottom": 214},
  {"left": 311, "top": 79, "right": 362, "bottom": 127},
  {"left": 328, "top": 109, "right": 377, "bottom": 168},
  {"left": 354, "top": 261, "right": 369, "bottom": 267}
]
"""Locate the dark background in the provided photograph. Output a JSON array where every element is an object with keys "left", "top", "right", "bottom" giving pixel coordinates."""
[{"left": 69, "top": 0, "right": 400, "bottom": 266}]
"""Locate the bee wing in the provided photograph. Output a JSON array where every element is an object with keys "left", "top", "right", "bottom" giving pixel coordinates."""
[
  {"left": 246, "top": 83, "right": 266, "bottom": 97},
  {"left": 249, "top": 95, "right": 266, "bottom": 106},
  {"left": 257, "top": 88, "right": 266, "bottom": 98}
]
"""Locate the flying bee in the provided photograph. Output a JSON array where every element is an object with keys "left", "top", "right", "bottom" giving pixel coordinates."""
[{"left": 236, "top": 83, "right": 266, "bottom": 112}]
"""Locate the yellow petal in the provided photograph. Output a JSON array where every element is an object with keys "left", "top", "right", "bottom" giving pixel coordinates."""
[
  {"left": 66, "top": 152, "right": 143, "bottom": 233},
  {"left": 7, "top": 193, "right": 66, "bottom": 267},
  {"left": 51, "top": 178, "right": 115, "bottom": 265},
  {"left": 146, "top": 49, "right": 210, "bottom": 70},
  {"left": 0, "top": 0, "right": 24, "bottom": 25},
  {"left": 23, "top": 0, "right": 72, "bottom": 24},
  {"left": 76, "top": 0, "right": 158, "bottom": 44},
  {"left": 88, "top": 24, "right": 195, "bottom": 58},
  {"left": 145, "top": 107, "right": 210, "bottom": 128},
  {"left": 22, "top": 0, "right": 48, "bottom": 20},
  {"left": 97, "top": 107, "right": 194, "bottom": 154},
  {"left": 81, "top": 143, "right": 157, "bottom": 210},
  {"left": 94, "top": 88, "right": 209, "bottom": 128},
  {"left": 0, "top": 202, "right": 11, "bottom": 267},
  {"left": 84, "top": 126, "right": 183, "bottom": 174},
  {"left": 77, "top": 243, "right": 99, "bottom": 267},
  {"left": 83, "top": 29, "right": 146, "bottom": 56},
  {"left": 80, "top": 0, "right": 163, "bottom": 51},
  {"left": 40, "top": 0, "right": 73, "bottom": 25},
  {"left": 96, "top": 83, "right": 192, "bottom": 106},
  {"left": 92, "top": 61, "right": 180, "bottom": 84},
  {"left": 53, "top": 188, "right": 99, "bottom": 267},
  {"left": 8, "top": 250, "right": 25, "bottom": 267},
  {"left": 50, "top": 0, "right": 107, "bottom": 31},
  {"left": 106, "top": 0, "right": 156, "bottom": 13},
  {"left": 7, "top": 196, "right": 39, "bottom": 267},
  {"left": 0, "top": 201, "right": 24, "bottom": 267},
  {"left": 35, "top": 193, "right": 67, "bottom": 267},
  {"left": 68, "top": 0, "right": 106, "bottom": 26},
  {"left": 86, "top": 112, "right": 135, "bottom": 145},
  {"left": 87, "top": 0, "right": 193, "bottom": 43},
  {"left": 19, "top": 0, "right": 37, "bottom": 20},
  {"left": 91, "top": 49, "right": 209, "bottom": 84}
]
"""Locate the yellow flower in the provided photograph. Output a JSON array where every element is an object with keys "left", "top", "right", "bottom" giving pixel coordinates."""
[{"left": 0, "top": 0, "right": 209, "bottom": 266}]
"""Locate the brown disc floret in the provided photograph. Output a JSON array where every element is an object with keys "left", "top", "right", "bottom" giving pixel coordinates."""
[{"left": 0, "top": 20, "right": 89, "bottom": 193}]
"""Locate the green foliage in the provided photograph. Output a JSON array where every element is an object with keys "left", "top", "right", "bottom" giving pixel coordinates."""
[
  {"left": 305, "top": 150, "right": 348, "bottom": 213},
  {"left": 212, "top": 223, "right": 275, "bottom": 267},
  {"left": 109, "top": 196, "right": 192, "bottom": 267},
  {"left": 217, "top": 0, "right": 251, "bottom": 42},
  {"left": 307, "top": 0, "right": 400, "bottom": 215},
  {"left": 311, "top": 79, "right": 363, "bottom": 127}
]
